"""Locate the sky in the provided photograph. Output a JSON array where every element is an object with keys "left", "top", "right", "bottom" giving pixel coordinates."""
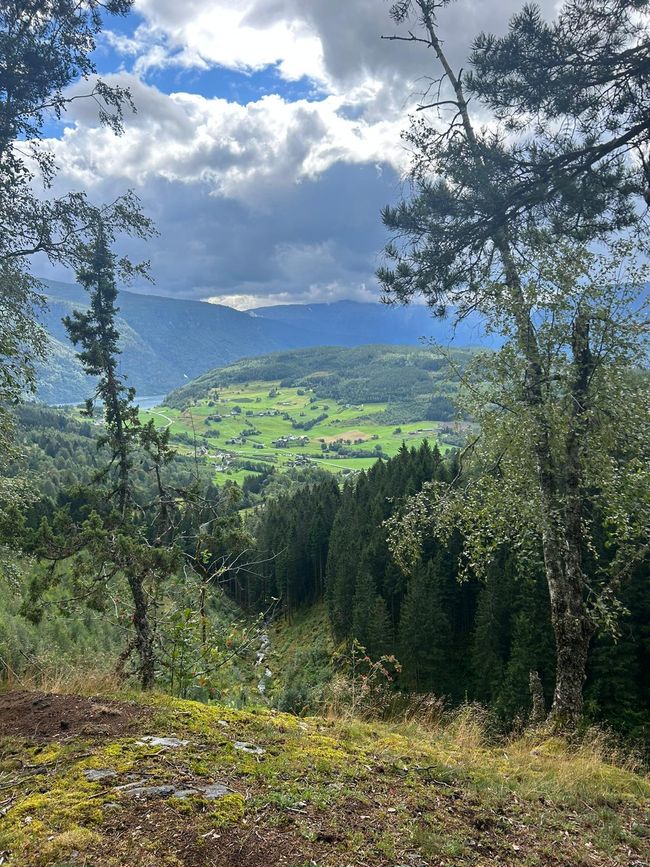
[{"left": 40, "top": 0, "right": 559, "bottom": 309}]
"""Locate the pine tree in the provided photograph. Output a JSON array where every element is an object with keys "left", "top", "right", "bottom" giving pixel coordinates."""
[
  {"left": 64, "top": 228, "right": 140, "bottom": 518},
  {"left": 58, "top": 228, "right": 166, "bottom": 687},
  {"left": 351, "top": 572, "right": 392, "bottom": 658},
  {"left": 399, "top": 562, "right": 452, "bottom": 694}
]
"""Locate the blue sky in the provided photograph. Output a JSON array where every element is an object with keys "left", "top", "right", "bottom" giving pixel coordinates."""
[
  {"left": 94, "top": 11, "right": 323, "bottom": 105},
  {"left": 40, "top": 0, "right": 556, "bottom": 308}
]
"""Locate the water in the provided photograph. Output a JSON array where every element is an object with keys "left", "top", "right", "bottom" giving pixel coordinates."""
[
  {"left": 136, "top": 395, "right": 166, "bottom": 410},
  {"left": 53, "top": 394, "right": 166, "bottom": 410}
]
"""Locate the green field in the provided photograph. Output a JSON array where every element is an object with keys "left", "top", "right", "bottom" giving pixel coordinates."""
[{"left": 141, "top": 380, "right": 461, "bottom": 485}]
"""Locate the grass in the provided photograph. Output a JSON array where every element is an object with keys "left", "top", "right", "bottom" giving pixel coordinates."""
[
  {"left": 139, "top": 380, "right": 456, "bottom": 485},
  {"left": 1, "top": 688, "right": 648, "bottom": 866},
  {"left": 264, "top": 602, "right": 338, "bottom": 713}
]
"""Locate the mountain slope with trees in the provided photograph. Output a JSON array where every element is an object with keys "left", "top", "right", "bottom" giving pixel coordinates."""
[
  {"left": 35, "top": 280, "right": 490, "bottom": 404},
  {"left": 243, "top": 443, "right": 650, "bottom": 742},
  {"left": 164, "top": 343, "right": 474, "bottom": 422}
]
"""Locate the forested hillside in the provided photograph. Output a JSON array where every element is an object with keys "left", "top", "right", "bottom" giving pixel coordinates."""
[
  {"left": 246, "top": 443, "right": 650, "bottom": 742},
  {"left": 36, "top": 279, "right": 306, "bottom": 403},
  {"left": 36, "top": 280, "right": 485, "bottom": 404},
  {"left": 166, "top": 343, "right": 474, "bottom": 424}
]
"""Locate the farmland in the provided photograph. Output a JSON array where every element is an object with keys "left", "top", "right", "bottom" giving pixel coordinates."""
[{"left": 140, "top": 380, "right": 464, "bottom": 486}]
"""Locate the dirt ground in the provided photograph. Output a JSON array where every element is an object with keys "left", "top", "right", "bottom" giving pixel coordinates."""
[
  {"left": 1, "top": 690, "right": 648, "bottom": 867},
  {"left": 0, "top": 690, "right": 147, "bottom": 740}
]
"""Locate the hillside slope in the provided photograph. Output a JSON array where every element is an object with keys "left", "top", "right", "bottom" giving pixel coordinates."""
[
  {"left": 164, "top": 343, "right": 474, "bottom": 415},
  {"left": 1, "top": 689, "right": 647, "bottom": 866},
  {"left": 36, "top": 280, "right": 304, "bottom": 403},
  {"left": 34, "top": 280, "right": 489, "bottom": 404}
]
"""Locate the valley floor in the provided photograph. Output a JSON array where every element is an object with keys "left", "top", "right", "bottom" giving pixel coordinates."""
[{"left": 0, "top": 690, "right": 648, "bottom": 866}]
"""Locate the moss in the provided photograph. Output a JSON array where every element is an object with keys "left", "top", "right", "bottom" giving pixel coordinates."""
[
  {"left": 209, "top": 793, "right": 245, "bottom": 826},
  {"left": 28, "top": 743, "right": 65, "bottom": 765},
  {"left": 2, "top": 690, "right": 648, "bottom": 866},
  {"left": 0, "top": 746, "right": 117, "bottom": 863},
  {"left": 35, "top": 828, "right": 102, "bottom": 866},
  {"left": 168, "top": 796, "right": 195, "bottom": 814}
]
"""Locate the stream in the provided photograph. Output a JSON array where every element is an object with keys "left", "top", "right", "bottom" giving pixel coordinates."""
[{"left": 255, "top": 631, "right": 273, "bottom": 697}]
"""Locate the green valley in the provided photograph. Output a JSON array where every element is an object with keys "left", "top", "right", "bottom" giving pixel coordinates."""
[
  {"left": 3, "top": 2, "right": 650, "bottom": 864},
  {"left": 142, "top": 345, "right": 475, "bottom": 485}
]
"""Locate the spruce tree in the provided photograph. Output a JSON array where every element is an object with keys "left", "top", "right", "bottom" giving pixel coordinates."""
[
  {"left": 351, "top": 572, "right": 392, "bottom": 658},
  {"left": 56, "top": 228, "right": 171, "bottom": 688},
  {"left": 399, "top": 562, "right": 452, "bottom": 694},
  {"left": 64, "top": 227, "right": 139, "bottom": 517}
]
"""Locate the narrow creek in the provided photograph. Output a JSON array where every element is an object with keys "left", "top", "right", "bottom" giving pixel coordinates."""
[{"left": 255, "top": 630, "right": 272, "bottom": 698}]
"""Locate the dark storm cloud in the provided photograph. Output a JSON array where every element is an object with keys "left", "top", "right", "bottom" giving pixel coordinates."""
[{"left": 40, "top": 0, "right": 562, "bottom": 305}]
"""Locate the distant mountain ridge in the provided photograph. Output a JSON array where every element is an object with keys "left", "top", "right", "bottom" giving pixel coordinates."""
[
  {"left": 249, "top": 299, "right": 490, "bottom": 347},
  {"left": 34, "top": 279, "right": 491, "bottom": 404}
]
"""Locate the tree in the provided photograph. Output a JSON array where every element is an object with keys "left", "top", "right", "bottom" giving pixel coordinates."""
[
  {"left": 34, "top": 229, "right": 178, "bottom": 688},
  {"left": 380, "top": 0, "right": 650, "bottom": 727},
  {"left": 64, "top": 228, "right": 140, "bottom": 517},
  {"left": 0, "top": 264, "right": 47, "bottom": 521},
  {"left": 0, "top": 0, "right": 155, "bottom": 443},
  {"left": 351, "top": 571, "right": 392, "bottom": 658},
  {"left": 468, "top": 0, "right": 650, "bottom": 224},
  {"left": 399, "top": 561, "right": 452, "bottom": 694},
  {"left": 0, "top": 0, "right": 151, "bottom": 271}
]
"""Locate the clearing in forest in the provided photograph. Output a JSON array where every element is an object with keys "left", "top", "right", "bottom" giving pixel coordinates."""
[{"left": 1, "top": 689, "right": 648, "bottom": 866}]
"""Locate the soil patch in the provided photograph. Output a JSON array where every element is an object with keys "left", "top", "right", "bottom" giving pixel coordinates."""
[
  {"left": 0, "top": 690, "right": 147, "bottom": 740},
  {"left": 323, "top": 429, "right": 369, "bottom": 444},
  {"left": 97, "top": 805, "right": 317, "bottom": 867}
]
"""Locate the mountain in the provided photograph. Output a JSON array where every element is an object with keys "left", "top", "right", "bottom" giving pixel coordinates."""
[
  {"left": 34, "top": 279, "right": 490, "bottom": 404},
  {"left": 249, "top": 299, "right": 490, "bottom": 347},
  {"left": 35, "top": 279, "right": 301, "bottom": 404}
]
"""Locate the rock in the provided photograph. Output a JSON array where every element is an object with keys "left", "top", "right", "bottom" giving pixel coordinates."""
[
  {"left": 123, "top": 785, "right": 180, "bottom": 799},
  {"left": 203, "top": 783, "right": 231, "bottom": 799},
  {"left": 234, "top": 741, "right": 265, "bottom": 756},
  {"left": 83, "top": 768, "right": 118, "bottom": 782},
  {"left": 172, "top": 788, "right": 203, "bottom": 800},
  {"left": 136, "top": 736, "right": 189, "bottom": 748},
  {"left": 119, "top": 781, "right": 232, "bottom": 801}
]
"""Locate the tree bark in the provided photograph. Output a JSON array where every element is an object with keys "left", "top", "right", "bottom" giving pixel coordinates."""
[
  {"left": 546, "top": 560, "right": 592, "bottom": 726},
  {"left": 128, "top": 573, "right": 155, "bottom": 690},
  {"left": 529, "top": 670, "right": 546, "bottom": 725}
]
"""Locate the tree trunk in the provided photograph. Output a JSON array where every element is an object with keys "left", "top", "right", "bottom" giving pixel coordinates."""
[
  {"left": 546, "top": 559, "right": 592, "bottom": 727},
  {"left": 529, "top": 670, "right": 546, "bottom": 726},
  {"left": 545, "top": 307, "right": 595, "bottom": 727},
  {"left": 128, "top": 573, "right": 155, "bottom": 690},
  {"left": 200, "top": 576, "right": 208, "bottom": 648},
  {"left": 535, "top": 426, "right": 592, "bottom": 728}
]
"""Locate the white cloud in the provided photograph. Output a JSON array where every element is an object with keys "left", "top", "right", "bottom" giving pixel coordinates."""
[
  {"left": 40, "top": 0, "right": 565, "bottom": 306},
  {"left": 51, "top": 75, "right": 409, "bottom": 205},
  {"left": 129, "top": 0, "right": 326, "bottom": 83},
  {"left": 123, "top": 0, "right": 559, "bottom": 98},
  {"left": 206, "top": 282, "right": 380, "bottom": 310}
]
